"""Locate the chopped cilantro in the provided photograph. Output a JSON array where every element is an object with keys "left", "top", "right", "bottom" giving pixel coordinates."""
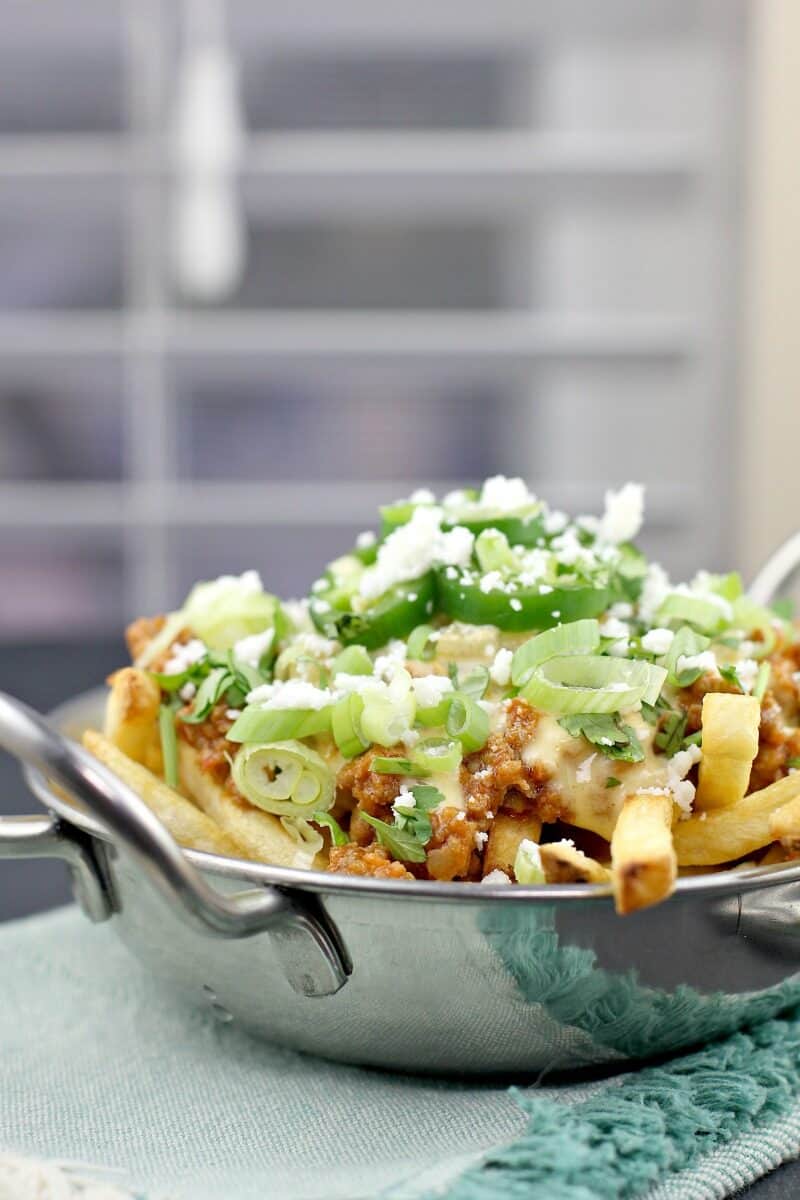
[
  {"left": 393, "top": 784, "right": 445, "bottom": 844},
  {"left": 559, "top": 713, "right": 645, "bottom": 764},
  {"left": 312, "top": 812, "right": 349, "bottom": 846},
  {"left": 360, "top": 813, "right": 427, "bottom": 863},
  {"left": 655, "top": 711, "right": 688, "bottom": 758},
  {"left": 605, "top": 776, "right": 622, "bottom": 789},
  {"left": 787, "top": 757, "right": 800, "bottom": 770},
  {"left": 718, "top": 664, "right": 742, "bottom": 691}
]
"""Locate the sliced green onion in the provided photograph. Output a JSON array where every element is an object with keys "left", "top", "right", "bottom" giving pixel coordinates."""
[
  {"left": 232, "top": 740, "right": 334, "bottom": 818},
  {"left": 227, "top": 706, "right": 331, "bottom": 743},
  {"left": 415, "top": 698, "right": 451, "bottom": 727},
  {"left": 312, "top": 811, "right": 349, "bottom": 846},
  {"left": 445, "top": 693, "right": 490, "bottom": 752},
  {"left": 412, "top": 736, "right": 462, "bottom": 774},
  {"left": 753, "top": 662, "right": 771, "bottom": 702},
  {"left": 182, "top": 576, "right": 283, "bottom": 652},
  {"left": 663, "top": 626, "right": 711, "bottom": 684},
  {"left": 657, "top": 593, "right": 728, "bottom": 634},
  {"left": 513, "top": 840, "right": 545, "bottom": 885},
  {"left": 407, "top": 624, "right": 437, "bottom": 662},
  {"left": 456, "top": 665, "right": 490, "bottom": 700},
  {"left": 732, "top": 597, "right": 778, "bottom": 659},
  {"left": 712, "top": 571, "right": 744, "bottom": 602},
  {"left": 158, "top": 703, "right": 179, "bottom": 788},
  {"left": 474, "top": 529, "right": 518, "bottom": 573},
  {"left": 511, "top": 619, "right": 600, "bottom": 687},
  {"left": 279, "top": 816, "right": 323, "bottom": 859},
  {"left": 359, "top": 669, "right": 416, "bottom": 746},
  {"left": 331, "top": 692, "right": 369, "bottom": 759},
  {"left": 372, "top": 756, "right": 423, "bottom": 775},
  {"left": 520, "top": 655, "right": 666, "bottom": 716},
  {"left": 331, "top": 645, "right": 373, "bottom": 676}
]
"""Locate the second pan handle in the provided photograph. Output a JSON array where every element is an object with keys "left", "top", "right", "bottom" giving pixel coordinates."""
[{"left": 0, "top": 691, "right": 349, "bottom": 997}]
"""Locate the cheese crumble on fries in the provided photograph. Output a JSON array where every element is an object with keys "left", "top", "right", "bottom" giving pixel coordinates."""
[{"left": 84, "top": 478, "right": 800, "bottom": 913}]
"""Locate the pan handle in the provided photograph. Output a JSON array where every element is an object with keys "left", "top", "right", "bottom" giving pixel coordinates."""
[
  {"left": 748, "top": 531, "right": 800, "bottom": 606},
  {"left": 0, "top": 811, "right": 113, "bottom": 923},
  {"left": 0, "top": 691, "right": 349, "bottom": 997}
]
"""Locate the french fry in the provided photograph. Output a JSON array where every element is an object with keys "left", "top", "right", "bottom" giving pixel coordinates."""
[
  {"left": 695, "top": 693, "right": 761, "bottom": 811},
  {"left": 759, "top": 842, "right": 790, "bottom": 865},
  {"left": 482, "top": 811, "right": 542, "bottom": 878},
  {"left": 178, "top": 743, "right": 328, "bottom": 870},
  {"left": 83, "top": 731, "right": 247, "bottom": 859},
  {"left": 769, "top": 787, "right": 800, "bottom": 856},
  {"left": 611, "top": 792, "right": 676, "bottom": 915},
  {"left": 103, "top": 667, "right": 163, "bottom": 774},
  {"left": 539, "top": 841, "right": 611, "bottom": 885},
  {"left": 674, "top": 772, "right": 800, "bottom": 865}
]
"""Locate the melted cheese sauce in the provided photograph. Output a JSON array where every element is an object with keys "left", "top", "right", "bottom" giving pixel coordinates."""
[{"left": 522, "top": 712, "right": 671, "bottom": 839}]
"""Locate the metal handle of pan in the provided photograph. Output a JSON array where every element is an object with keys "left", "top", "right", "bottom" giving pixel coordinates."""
[
  {"left": 748, "top": 531, "right": 800, "bottom": 607},
  {"left": 0, "top": 691, "right": 349, "bottom": 997}
]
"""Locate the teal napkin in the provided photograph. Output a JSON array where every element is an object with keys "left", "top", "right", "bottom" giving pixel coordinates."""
[{"left": 2, "top": 907, "right": 799, "bottom": 1200}]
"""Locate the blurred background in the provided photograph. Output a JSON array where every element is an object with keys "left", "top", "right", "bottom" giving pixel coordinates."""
[{"left": 1, "top": 0, "right": 799, "bottom": 916}]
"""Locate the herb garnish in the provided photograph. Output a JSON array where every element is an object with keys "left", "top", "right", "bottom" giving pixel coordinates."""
[{"left": 558, "top": 713, "right": 645, "bottom": 764}]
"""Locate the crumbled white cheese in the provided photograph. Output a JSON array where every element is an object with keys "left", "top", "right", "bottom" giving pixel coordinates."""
[
  {"left": 479, "top": 475, "right": 533, "bottom": 512},
  {"left": 359, "top": 506, "right": 474, "bottom": 601},
  {"left": 677, "top": 651, "right": 718, "bottom": 676},
  {"left": 282, "top": 598, "right": 313, "bottom": 632},
  {"left": 232, "top": 628, "right": 274, "bottom": 669},
  {"left": 481, "top": 869, "right": 512, "bottom": 885},
  {"left": 373, "top": 640, "right": 408, "bottom": 682},
  {"left": 735, "top": 658, "right": 759, "bottom": 694},
  {"left": 668, "top": 743, "right": 703, "bottom": 815},
  {"left": 509, "top": 598, "right": 523, "bottom": 612},
  {"left": 609, "top": 601, "right": 634, "bottom": 619},
  {"left": 163, "top": 638, "right": 207, "bottom": 675},
  {"left": 479, "top": 570, "right": 505, "bottom": 594},
  {"left": 551, "top": 527, "right": 597, "bottom": 569},
  {"left": 245, "top": 680, "right": 334, "bottom": 710},
  {"left": 474, "top": 830, "right": 489, "bottom": 850},
  {"left": 542, "top": 509, "right": 568, "bottom": 534},
  {"left": 355, "top": 530, "right": 377, "bottom": 549},
  {"left": 401, "top": 728, "right": 421, "bottom": 749},
  {"left": 598, "top": 482, "right": 644, "bottom": 544},
  {"left": 409, "top": 488, "right": 436, "bottom": 504},
  {"left": 641, "top": 627, "right": 675, "bottom": 656},
  {"left": 638, "top": 562, "right": 671, "bottom": 624},
  {"left": 179, "top": 682, "right": 197, "bottom": 702},
  {"left": 412, "top": 674, "right": 454, "bottom": 710},
  {"left": 489, "top": 648, "right": 513, "bottom": 687},
  {"left": 600, "top": 616, "right": 630, "bottom": 641},
  {"left": 576, "top": 753, "right": 597, "bottom": 783},
  {"left": 225, "top": 708, "right": 242, "bottom": 720}
]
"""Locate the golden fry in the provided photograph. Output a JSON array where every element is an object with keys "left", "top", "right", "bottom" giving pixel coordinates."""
[
  {"left": 611, "top": 791, "right": 676, "bottom": 915},
  {"left": 539, "top": 841, "right": 611, "bottom": 885},
  {"left": 103, "top": 667, "right": 163, "bottom": 774},
  {"left": 674, "top": 772, "right": 800, "bottom": 865},
  {"left": 482, "top": 811, "right": 542, "bottom": 878},
  {"left": 83, "top": 731, "right": 247, "bottom": 858},
  {"left": 695, "top": 693, "right": 761, "bottom": 811},
  {"left": 178, "top": 743, "right": 327, "bottom": 869}
]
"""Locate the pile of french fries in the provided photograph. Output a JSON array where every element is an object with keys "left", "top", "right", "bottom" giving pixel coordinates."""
[
  {"left": 83, "top": 667, "right": 800, "bottom": 916},
  {"left": 84, "top": 667, "right": 327, "bottom": 870}
]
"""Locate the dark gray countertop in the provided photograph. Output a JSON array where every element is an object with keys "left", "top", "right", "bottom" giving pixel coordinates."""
[{"left": 0, "top": 640, "right": 797, "bottom": 1195}]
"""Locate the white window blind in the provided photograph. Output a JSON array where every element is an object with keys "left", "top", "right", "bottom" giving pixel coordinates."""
[{"left": 0, "top": 0, "right": 746, "bottom": 636}]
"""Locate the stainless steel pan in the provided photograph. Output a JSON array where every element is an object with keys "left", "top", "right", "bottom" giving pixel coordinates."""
[{"left": 2, "top": 537, "right": 800, "bottom": 1078}]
